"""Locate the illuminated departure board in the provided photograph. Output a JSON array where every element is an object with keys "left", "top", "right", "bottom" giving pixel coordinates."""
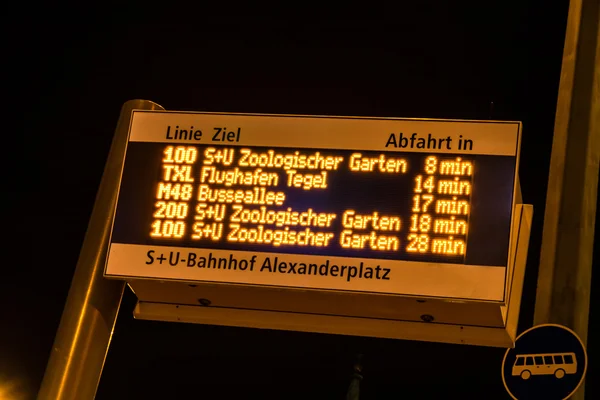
[{"left": 105, "top": 111, "right": 521, "bottom": 302}]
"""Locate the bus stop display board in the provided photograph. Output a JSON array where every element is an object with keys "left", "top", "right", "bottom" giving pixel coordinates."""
[{"left": 104, "top": 111, "right": 521, "bottom": 303}]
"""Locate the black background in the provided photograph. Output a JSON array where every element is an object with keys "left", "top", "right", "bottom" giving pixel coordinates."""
[
  {"left": 4, "top": 1, "right": 598, "bottom": 399},
  {"left": 113, "top": 142, "right": 516, "bottom": 266}
]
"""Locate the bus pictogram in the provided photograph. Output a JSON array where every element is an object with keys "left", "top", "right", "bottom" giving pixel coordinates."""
[{"left": 511, "top": 352, "right": 577, "bottom": 380}]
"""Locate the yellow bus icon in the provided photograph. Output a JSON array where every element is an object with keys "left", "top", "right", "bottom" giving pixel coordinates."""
[{"left": 512, "top": 352, "right": 577, "bottom": 380}]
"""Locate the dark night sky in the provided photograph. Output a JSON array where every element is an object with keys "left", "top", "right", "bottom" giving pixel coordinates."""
[{"left": 3, "top": 1, "right": 598, "bottom": 399}]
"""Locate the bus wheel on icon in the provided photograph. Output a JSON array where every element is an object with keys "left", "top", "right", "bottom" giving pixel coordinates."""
[{"left": 502, "top": 324, "right": 587, "bottom": 400}]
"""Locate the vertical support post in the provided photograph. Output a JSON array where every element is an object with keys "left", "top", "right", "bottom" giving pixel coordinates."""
[
  {"left": 534, "top": 0, "right": 600, "bottom": 398},
  {"left": 37, "top": 100, "right": 165, "bottom": 400}
]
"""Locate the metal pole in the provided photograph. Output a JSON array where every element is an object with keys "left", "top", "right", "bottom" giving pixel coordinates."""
[
  {"left": 38, "top": 100, "right": 165, "bottom": 400},
  {"left": 534, "top": 0, "right": 599, "bottom": 398}
]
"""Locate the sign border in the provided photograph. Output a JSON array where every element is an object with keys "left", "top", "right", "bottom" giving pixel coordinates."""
[{"left": 501, "top": 323, "right": 588, "bottom": 400}]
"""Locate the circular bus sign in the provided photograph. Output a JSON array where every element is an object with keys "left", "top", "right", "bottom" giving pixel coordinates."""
[{"left": 502, "top": 324, "right": 587, "bottom": 400}]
